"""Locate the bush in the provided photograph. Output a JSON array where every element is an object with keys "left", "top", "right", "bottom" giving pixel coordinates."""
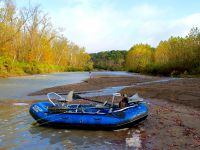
[{"left": 0, "top": 56, "right": 69, "bottom": 77}]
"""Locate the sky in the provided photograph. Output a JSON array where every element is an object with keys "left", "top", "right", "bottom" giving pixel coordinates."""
[{"left": 15, "top": 0, "right": 200, "bottom": 53}]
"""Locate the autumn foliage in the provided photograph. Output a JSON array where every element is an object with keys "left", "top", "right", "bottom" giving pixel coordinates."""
[
  {"left": 126, "top": 27, "right": 200, "bottom": 76},
  {"left": 126, "top": 44, "right": 154, "bottom": 72},
  {"left": 0, "top": 0, "right": 92, "bottom": 77},
  {"left": 1, "top": 0, "right": 199, "bottom": 77}
]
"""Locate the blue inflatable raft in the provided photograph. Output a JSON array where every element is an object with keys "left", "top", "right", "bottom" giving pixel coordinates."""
[{"left": 29, "top": 92, "right": 148, "bottom": 130}]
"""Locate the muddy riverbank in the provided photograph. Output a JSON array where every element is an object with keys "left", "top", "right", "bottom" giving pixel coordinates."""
[
  {"left": 82, "top": 96, "right": 200, "bottom": 149},
  {"left": 29, "top": 75, "right": 160, "bottom": 96},
  {"left": 121, "top": 78, "right": 200, "bottom": 110},
  {"left": 29, "top": 75, "right": 200, "bottom": 110},
  {"left": 29, "top": 75, "right": 200, "bottom": 149}
]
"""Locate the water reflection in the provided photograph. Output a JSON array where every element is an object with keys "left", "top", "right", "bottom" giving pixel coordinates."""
[
  {"left": 28, "top": 125, "right": 142, "bottom": 150},
  {"left": 0, "top": 100, "right": 144, "bottom": 150},
  {"left": 0, "top": 71, "right": 132, "bottom": 100},
  {"left": 0, "top": 72, "right": 145, "bottom": 149},
  {"left": 0, "top": 72, "right": 90, "bottom": 100}
]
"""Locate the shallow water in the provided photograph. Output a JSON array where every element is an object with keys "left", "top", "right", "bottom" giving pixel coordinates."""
[
  {"left": 0, "top": 71, "right": 132, "bottom": 100},
  {"left": 0, "top": 72, "right": 181, "bottom": 150},
  {"left": 0, "top": 100, "right": 144, "bottom": 150},
  {"left": 0, "top": 71, "right": 144, "bottom": 150},
  {"left": 80, "top": 77, "right": 180, "bottom": 97}
]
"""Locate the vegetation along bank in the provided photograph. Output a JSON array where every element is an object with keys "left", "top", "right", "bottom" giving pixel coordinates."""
[
  {"left": 0, "top": 0, "right": 92, "bottom": 77},
  {"left": 91, "top": 27, "right": 200, "bottom": 76},
  {"left": 0, "top": 0, "right": 199, "bottom": 77}
]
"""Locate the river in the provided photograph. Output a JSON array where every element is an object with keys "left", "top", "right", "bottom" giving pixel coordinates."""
[
  {"left": 0, "top": 71, "right": 143, "bottom": 150},
  {"left": 0, "top": 71, "right": 132, "bottom": 100}
]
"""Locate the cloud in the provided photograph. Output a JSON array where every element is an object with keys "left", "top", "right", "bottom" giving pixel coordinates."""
[
  {"left": 49, "top": 2, "right": 162, "bottom": 52},
  {"left": 45, "top": 1, "right": 200, "bottom": 52},
  {"left": 137, "top": 13, "right": 200, "bottom": 46},
  {"left": 171, "top": 13, "right": 200, "bottom": 35}
]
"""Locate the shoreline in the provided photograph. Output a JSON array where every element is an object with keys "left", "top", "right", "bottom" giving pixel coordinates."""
[
  {"left": 0, "top": 70, "right": 87, "bottom": 79},
  {"left": 28, "top": 74, "right": 200, "bottom": 149},
  {"left": 0, "top": 70, "right": 132, "bottom": 79},
  {"left": 29, "top": 74, "right": 161, "bottom": 96},
  {"left": 29, "top": 74, "right": 200, "bottom": 110}
]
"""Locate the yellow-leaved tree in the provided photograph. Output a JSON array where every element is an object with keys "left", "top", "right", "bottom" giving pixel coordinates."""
[
  {"left": 0, "top": 0, "right": 92, "bottom": 76},
  {"left": 126, "top": 44, "right": 154, "bottom": 72}
]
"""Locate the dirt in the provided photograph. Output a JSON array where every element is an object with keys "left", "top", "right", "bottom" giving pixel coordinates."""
[
  {"left": 29, "top": 74, "right": 200, "bottom": 149},
  {"left": 67, "top": 95, "right": 200, "bottom": 149},
  {"left": 140, "top": 98, "right": 200, "bottom": 150},
  {"left": 121, "top": 78, "right": 200, "bottom": 110},
  {"left": 29, "top": 75, "right": 159, "bottom": 96}
]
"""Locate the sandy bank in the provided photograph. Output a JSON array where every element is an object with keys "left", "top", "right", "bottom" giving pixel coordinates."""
[
  {"left": 29, "top": 75, "right": 200, "bottom": 110},
  {"left": 28, "top": 74, "right": 200, "bottom": 149},
  {"left": 29, "top": 75, "right": 159, "bottom": 96},
  {"left": 121, "top": 78, "right": 200, "bottom": 110}
]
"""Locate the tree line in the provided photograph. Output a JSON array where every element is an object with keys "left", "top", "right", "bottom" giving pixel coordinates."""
[
  {"left": 1, "top": 0, "right": 199, "bottom": 77},
  {"left": 0, "top": 0, "right": 92, "bottom": 77},
  {"left": 91, "top": 50, "right": 127, "bottom": 71},
  {"left": 91, "top": 27, "right": 200, "bottom": 76},
  {"left": 125, "top": 27, "right": 200, "bottom": 76}
]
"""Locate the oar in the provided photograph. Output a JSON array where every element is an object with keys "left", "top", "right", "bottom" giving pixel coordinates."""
[
  {"left": 73, "top": 94, "right": 105, "bottom": 104},
  {"left": 72, "top": 94, "right": 119, "bottom": 108}
]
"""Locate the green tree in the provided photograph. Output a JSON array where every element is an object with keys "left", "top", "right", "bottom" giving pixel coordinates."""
[{"left": 91, "top": 50, "right": 127, "bottom": 70}]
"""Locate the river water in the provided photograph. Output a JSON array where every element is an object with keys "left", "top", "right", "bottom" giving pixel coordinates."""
[
  {"left": 0, "top": 101, "right": 143, "bottom": 149},
  {"left": 0, "top": 71, "right": 132, "bottom": 100},
  {"left": 0, "top": 71, "right": 144, "bottom": 150}
]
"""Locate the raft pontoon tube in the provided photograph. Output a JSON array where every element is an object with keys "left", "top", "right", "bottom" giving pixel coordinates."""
[{"left": 29, "top": 92, "right": 148, "bottom": 130}]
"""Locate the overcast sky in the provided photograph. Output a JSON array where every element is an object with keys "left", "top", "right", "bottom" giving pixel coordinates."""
[{"left": 16, "top": 0, "right": 200, "bottom": 53}]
